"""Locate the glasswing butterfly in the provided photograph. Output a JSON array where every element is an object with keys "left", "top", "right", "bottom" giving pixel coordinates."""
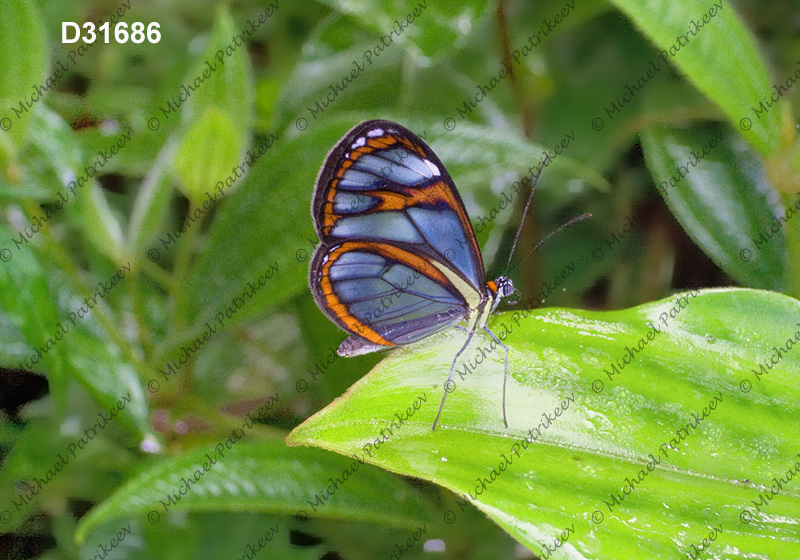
[{"left": 309, "top": 119, "right": 562, "bottom": 430}]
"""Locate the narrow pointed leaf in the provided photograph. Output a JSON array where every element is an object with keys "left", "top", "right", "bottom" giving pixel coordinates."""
[
  {"left": 0, "top": 0, "right": 47, "bottom": 146},
  {"left": 641, "top": 124, "right": 787, "bottom": 292},
  {"left": 606, "top": 0, "right": 780, "bottom": 156}
]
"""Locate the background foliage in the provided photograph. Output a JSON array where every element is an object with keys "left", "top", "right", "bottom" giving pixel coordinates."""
[{"left": 0, "top": 0, "right": 798, "bottom": 558}]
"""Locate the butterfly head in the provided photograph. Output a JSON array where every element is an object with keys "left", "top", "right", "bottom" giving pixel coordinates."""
[
  {"left": 487, "top": 276, "right": 515, "bottom": 310},
  {"left": 494, "top": 276, "right": 515, "bottom": 298}
]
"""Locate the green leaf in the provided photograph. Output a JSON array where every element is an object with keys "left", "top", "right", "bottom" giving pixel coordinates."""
[
  {"left": 288, "top": 288, "right": 800, "bottom": 558},
  {"left": 0, "top": 0, "right": 47, "bottom": 146},
  {"left": 77, "top": 183, "right": 127, "bottom": 264},
  {"left": 8, "top": 107, "right": 128, "bottom": 266},
  {"left": 0, "top": 224, "right": 152, "bottom": 440},
  {"left": 606, "top": 0, "right": 781, "bottom": 157},
  {"left": 168, "top": 6, "right": 253, "bottom": 207},
  {"left": 128, "top": 139, "right": 177, "bottom": 255},
  {"left": 318, "top": 0, "right": 493, "bottom": 60},
  {"left": 74, "top": 440, "right": 434, "bottom": 545},
  {"left": 640, "top": 124, "right": 786, "bottom": 292},
  {"left": 402, "top": 118, "right": 610, "bottom": 195},
  {"left": 173, "top": 108, "right": 242, "bottom": 206},
  {"left": 13, "top": 106, "right": 83, "bottom": 200},
  {"left": 0, "top": 239, "right": 69, "bottom": 408},
  {"left": 0, "top": 421, "right": 74, "bottom": 532},
  {"left": 0, "top": 419, "right": 138, "bottom": 533},
  {"left": 182, "top": 7, "right": 253, "bottom": 135}
]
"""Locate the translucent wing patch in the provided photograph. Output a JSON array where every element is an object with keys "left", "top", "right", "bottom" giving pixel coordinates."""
[{"left": 310, "top": 241, "right": 474, "bottom": 352}]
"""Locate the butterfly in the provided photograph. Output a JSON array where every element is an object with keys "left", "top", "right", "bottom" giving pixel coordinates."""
[{"left": 309, "top": 120, "right": 524, "bottom": 430}]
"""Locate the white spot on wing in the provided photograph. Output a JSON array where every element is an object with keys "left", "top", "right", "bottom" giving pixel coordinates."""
[
  {"left": 352, "top": 137, "right": 366, "bottom": 148},
  {"left": 367, "top": 128, "right": 384, "bottom": 137},
  {"left": 424, "top": 159, "right": 441, "bottom": 176}
]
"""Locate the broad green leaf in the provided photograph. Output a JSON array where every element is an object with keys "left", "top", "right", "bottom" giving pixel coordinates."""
[
  {"left": 0, "top": 234, "right": 68, "bottom": 409},
  {"left": 173, "top": 108, "right": 242, "bottom": 206},
  {"left": 607, "top": 0, "right": 781, "bottom": 157},
  {"left": 0, "top": 224, "right": 152, "bottom": 440},
  {"left": 276, "top": 44, "right": 405, "bottom": 126},
  {"left": 0, "top": 421, "right": 77, "bottom": 532},
  {"left": 0, "top": 0, "right": 47, "bottom": 146},
  {"left": 318, "top": 0, "right": 492, "bottom": 60},
  {"left": 0, "top": 419, "right": 138, "bottom": 534},
  {"left": 74, "top": 440, "right": 434, "bottom": 544},
  {"left": 403, "top": 118, "right": 610, "bottom": 195},
  {"left": 289, "top": 288, "right": 800, "bottom": 558},
  {"left": 168, "top": 123, "right": 315, "bottom": 350},
  {"left": 641, "top": 124, "right": 786, "bottom": 292}
]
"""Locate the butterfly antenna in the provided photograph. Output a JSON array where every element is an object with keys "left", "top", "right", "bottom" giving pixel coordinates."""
[
  {"left": 507, "top": 212, "right": 592, "bottom": 274},
  {"left": 504, "top": 154, "right": 549, "bottom": 275}
]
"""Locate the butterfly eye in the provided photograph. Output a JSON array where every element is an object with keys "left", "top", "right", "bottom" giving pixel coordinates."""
[{"left": 494, "top": 276, "right": 515, "bottom": 299}]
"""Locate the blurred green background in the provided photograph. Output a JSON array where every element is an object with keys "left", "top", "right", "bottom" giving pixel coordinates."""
[{"left": 1, "top": 0, "right": 799, "bottom": 558}]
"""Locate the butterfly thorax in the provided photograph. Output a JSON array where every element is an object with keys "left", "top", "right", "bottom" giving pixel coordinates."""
[
  {"left": 487, "top": 275, "right": 514, "bottom": 313},
  {"left": 466, "top": 276, "right": 514, "bottom": 330}
]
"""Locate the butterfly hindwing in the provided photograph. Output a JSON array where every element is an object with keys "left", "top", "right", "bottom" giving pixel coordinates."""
[{"left": 310, "top": 241, "right": 471, "bottom": 354}]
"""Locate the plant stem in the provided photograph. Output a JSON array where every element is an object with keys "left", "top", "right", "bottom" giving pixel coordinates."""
[{"left": 172, "top": 200, "right": 203, "bottom": 293}]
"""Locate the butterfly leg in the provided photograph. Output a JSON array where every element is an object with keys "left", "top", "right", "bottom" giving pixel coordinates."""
[
  {"left": 432, "top": 328, "right": 476, "bottom": 431},
  {"left": 483, "top": 326, "right": 509, "bottom": 428}
]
